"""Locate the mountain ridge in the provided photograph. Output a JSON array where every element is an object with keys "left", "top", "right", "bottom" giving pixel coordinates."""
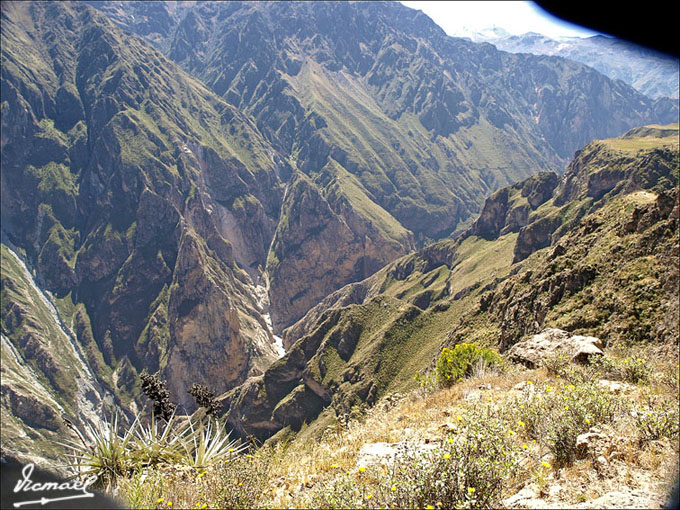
[
  {"left": 219, "top": 124, "right": 679, "bottom": 442},
  {"left": 1, "top": 0, "right": 678, "bottom": 466},
  {"left": 476, "top": 31, "right": 679, "bottom": 100}
]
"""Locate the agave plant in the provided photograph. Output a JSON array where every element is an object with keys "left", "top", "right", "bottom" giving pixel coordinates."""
[
  {"left": 59, "top": 410, "right": 139, "bottom": 487},
  {"left": 180, "top": 416, "right": 247, "bottom": 469},
  {"left": 129, "top": 410, "right": 189, "bottom": 467}
]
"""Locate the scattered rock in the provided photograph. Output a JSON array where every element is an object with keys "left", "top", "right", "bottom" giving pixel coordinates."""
[
  {"left": 512, "top": 381, "right": 535, "bottom": 392},
  {"left": 576, "top": 430, "right": 608, "bottom": 453},
  {"left": 439, "top": 422, "right": 457, "bottom": 433},
  {"left": 503, "top": 485, "right": 549, "bottom": 508},
  {"left": 598, "top": 379, "right": 634, "bottom": 394},
  {"left": 464, "top": 391, "right": 482, "bottom": 401},
  {"left": 574, "top": 488, "right": 664, "bottom": 509},
  {"left": 356, "top": 441, "right": 437, "bottom": 467},
  {"left": 507, "top": 328, "right": 604, "bottom": 368}
]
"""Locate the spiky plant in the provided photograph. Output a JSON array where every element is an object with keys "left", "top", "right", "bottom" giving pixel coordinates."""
[
  {"left": 180, "top": 417, "right": 246, "bottom": 469},
  {"left": 130, "top": 411, "right": 189, "bottom": 467},
  {"left": 188, "top": 383, "right": 222, "bottom": 416},
  {"left": 140, "top": 370, "right": 177, "bottom": 422},
  {"left": 59, "top": 410, "right": 139, "bottom": 488}
]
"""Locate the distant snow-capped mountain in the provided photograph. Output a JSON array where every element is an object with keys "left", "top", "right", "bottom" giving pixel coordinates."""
[{"left": 471, "top": 31, "right": 678, "bottom": 99}]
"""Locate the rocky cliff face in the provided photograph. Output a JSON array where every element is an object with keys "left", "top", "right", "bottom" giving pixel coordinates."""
[
  {"left": 482, "top": 32, "right": 679, "bottom": 100},
  {"left": 1, "top": 0, "right": 678, "bottom": 464},
  {"left": 0, "top": 1, "right": 284, "bottom": 438},
  {"left": 89, "top": 0, "right": 678, "bottom": 330},
  {"left": 220, "top": 125, "right": 679, "bottom": 441},
  {"left": 470, "top": 172, "right": 560, "bottom": 240}
]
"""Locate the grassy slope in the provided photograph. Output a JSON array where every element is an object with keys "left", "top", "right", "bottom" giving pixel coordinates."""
[
  {"left": 108, "top": 156, "right": 679, "bottom": 507},
  {"left": 285, "top": 59, "right": 539, "bottom": 239},
  {"left": 232, "top": 125, "right": 678, "bottom": 447},
  {"left": 1, "top": 0, "right": 288, "bottom": 463}
]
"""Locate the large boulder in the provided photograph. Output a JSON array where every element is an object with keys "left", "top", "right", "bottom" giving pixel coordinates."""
[{"left": 507, "top": 328, "right": 604, "bottom": 368}]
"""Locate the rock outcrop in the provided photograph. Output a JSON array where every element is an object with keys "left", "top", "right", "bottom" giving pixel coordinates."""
[
  {"left": 470, "top": 171, "right": 559, "bottom": 240},
  {"left": 507, "top": 328, "right": 604, "bottom": 368}
]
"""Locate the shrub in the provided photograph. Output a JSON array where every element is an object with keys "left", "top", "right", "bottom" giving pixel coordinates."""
[
  {"left": 511, "top": 380, "right": 626, "bottom": 467},
  {"left": 118, "top": 448, "right": 271, "bottom": 509},
  {"left": 306, "top": 406, "right": 523, "bottom": 509},
  {"left": 545, "top": 354, "right": 652, "bottom": 386},
  {"left": 634, "top": 403, "right": 680, "bottom": 445},
  {"left": 435, "top": 343, "right": 502, "bottom": 387},
  {"left": 205, "top": 452, "right": 271, "bottom": 509},
  {"left": 619, "top": 356, "right": 652, "bottom": 384}
]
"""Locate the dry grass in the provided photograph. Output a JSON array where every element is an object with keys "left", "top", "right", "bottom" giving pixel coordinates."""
[
  {"left": 257, "top": 348, "right": 678, "bottom": 509},
  {"left": 106, "top": 345, "right": 678, "bottom": 509}
]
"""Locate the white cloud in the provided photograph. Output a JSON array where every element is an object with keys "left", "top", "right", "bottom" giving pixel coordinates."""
[{"left": 400, "top": 1, "right": 602, "bottom": 39}]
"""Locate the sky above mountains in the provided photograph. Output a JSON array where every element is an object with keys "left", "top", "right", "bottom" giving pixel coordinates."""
[{"left": 400, "top": 1, "right": 602, "bottom": 39}]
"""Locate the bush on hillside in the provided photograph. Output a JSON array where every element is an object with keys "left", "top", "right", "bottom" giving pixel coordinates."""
[{"left": 435, "top": 343, "right": 502, "bottom": 387}]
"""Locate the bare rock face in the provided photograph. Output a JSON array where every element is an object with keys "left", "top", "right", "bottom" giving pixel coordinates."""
[
  {"left": 1, "top": 384, "right": 61, "bottom": 431},
  {"left": 507, "top": 328, "right": 604, "bottom": 368},
  {"left": 165, "top": 231, "right": 250, "bottom": 410},
  {"left": 268, "top": 173, "right": 410, "bottom": 331},
  {"left": 470, "top": 172, "right": 559, "bottom": 240},
  {"left": 512, "top": 215, "right": 563, "bottom": 263}
]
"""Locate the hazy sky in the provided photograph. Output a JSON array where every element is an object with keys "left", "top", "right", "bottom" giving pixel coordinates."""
[{"left": 400, "top": 1, "right": 602, "bottom": 39}]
